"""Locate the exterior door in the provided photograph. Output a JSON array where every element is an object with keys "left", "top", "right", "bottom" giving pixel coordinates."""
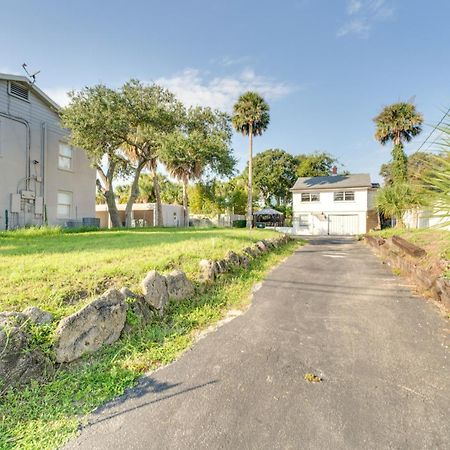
[{"left": 328, "top": 214, "right": 359, "bottom": 235}]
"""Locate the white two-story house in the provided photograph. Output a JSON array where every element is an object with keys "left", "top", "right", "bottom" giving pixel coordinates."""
[
  {"left": 0, "top": 73, "right": 95, "bottom": 230},
  {"left": 291, "top": 173, "right": 378, "bottom": 235}
]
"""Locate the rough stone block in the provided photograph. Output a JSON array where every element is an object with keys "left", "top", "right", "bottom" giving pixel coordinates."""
[
  {"left": 142, "top": 270, "right": 169, "bottom": 311},
  {"left": 22, "top": 306, "right": 53, "bottom": 325},
  {"left": 166, "top": 270, "right": 194, "bottom": 300},
  {"left": 199, "top": 259, "right": 217, "bottom": 283},
  {"left": 224, "top": 250, "right": 241, "bottom": 268},
  {"left": 0, "top": 312, "right": 53, "bottom": 390},
  {"left": 54, "top": 289, "right": 127, "bottom": 363}
]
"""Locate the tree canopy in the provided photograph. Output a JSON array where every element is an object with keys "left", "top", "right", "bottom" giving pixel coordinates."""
[
  {"left": 161, "top": 106, "right": 236, "bottom": 223},
  {"left": 374, "top": 102, "right": 423, "bottom": 184},
  {"left": 380, "top": 151, "right": 435, "bottom": 185},
  {"left": 252, "top": 149, "right": 298, "bottom": 206},
  {"left": 231, "top": 91, "right": 270, "bottom": 137},
  {"left": 296, "top": 152, "right": 338, "bottom": 177},
  {"left": 374, "top": 102, "right": 423, "bottom": 147}
]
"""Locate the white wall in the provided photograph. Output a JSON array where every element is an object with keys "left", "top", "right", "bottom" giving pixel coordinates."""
[
  {"left": 292, "top": 188, "right": 370, "bottom": 235},
  {"left": 160, "top": 204, "right": 185, "bottom": 227},
  {"left": 403, "top": 210, "right": 450, "bottom": 231},
  {"left": 0, "top": 79, "right": 96, "bottom": 229}
]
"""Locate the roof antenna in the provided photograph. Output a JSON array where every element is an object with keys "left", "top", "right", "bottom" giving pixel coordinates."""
[{"left": 22, "top": 63, "right": 41, "bottom": 85}]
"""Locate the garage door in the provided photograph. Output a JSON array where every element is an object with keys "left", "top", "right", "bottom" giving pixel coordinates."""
[{"left": 328, "top": 215, "right": 359, "bottom": 235}]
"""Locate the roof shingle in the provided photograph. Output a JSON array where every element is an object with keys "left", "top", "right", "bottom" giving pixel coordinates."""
[{"left": 291, "top": 173, "right": 371, "bottom": 191}]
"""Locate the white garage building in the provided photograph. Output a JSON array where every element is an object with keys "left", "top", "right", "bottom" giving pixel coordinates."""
[{"left": 291, "top": 173, "right": 378, "bottom": 236}]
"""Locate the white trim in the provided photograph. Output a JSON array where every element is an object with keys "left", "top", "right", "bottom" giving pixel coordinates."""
[{"left": 0, "top": 73, "right": 61, "bottom": 111}]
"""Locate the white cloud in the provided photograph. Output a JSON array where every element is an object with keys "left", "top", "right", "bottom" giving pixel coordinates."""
[
  {"left": 338, "top": 0, "right": 394, "bottom": 38},
  {"left": 40, "top": 68, "right": 296, "bottom": 111},
  {"left": 211, "top": 56, "right": 253, "bottom": 67},
  {"left": 155, "top": 68, "right": 295, "bottom": 111},
  {"left": 347, "top": 0, "right": 363, "bottom": 14},
  {"left": 337, "top": 19, "right": 370, "bottom": 38}
]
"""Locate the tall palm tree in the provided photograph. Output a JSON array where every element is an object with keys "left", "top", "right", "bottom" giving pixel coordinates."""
[
  {"left": 232, "top": 92, "right": 270, "bottom": 228},
  {"left": 373, "top": 102, "right": 423, "bottom": 183},
  {"left": 161, "top": 107, "right": 235, "bottom": 226}
]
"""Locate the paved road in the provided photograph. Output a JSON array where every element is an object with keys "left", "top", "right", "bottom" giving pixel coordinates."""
[{"left": 66, "top": 238, "right": 450, "bottom": 450}]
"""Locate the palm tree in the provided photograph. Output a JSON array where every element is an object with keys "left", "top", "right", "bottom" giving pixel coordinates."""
[
  {"left": 232, "top": 92, "right": 270, "bottom": 228},
  {"left": 373, "top": 102, "right": 423, "bottom": 183},
  {"left": 375, "top": 182, "right": 422, "bottom": 228},
  {"left": 161, "top": 107, "right": 235, "bottom": 226},
  {"left": 420, "top": 117, "right": 450, "bottom": 227}
]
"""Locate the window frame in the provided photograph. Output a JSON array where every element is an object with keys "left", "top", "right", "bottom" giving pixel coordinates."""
[
  {"left": 57, "top": 190, "right": 73, "bottom": 219},
  {"left": 296, "top": 214, "right": 309, "bottom": 228},
  {"left": 58, "top": 143, "right": 74, "bottom": 171},
  {"left": 300, "top": 192, "right": 320, "bottom": 202},
  {"left": 334, "top": 191, "right": 355, "bottom": 202}
]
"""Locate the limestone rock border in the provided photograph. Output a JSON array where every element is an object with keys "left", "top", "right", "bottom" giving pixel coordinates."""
[
  {"left": 0, "top": 233, "right": 292, "bottom": 388},
  {"left": 198, "top": 234, "right": 291, "bottom": 283}
]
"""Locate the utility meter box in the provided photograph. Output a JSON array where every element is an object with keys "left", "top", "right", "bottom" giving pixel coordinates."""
[
  {"left": 35, "top": 197, "right": 44, "bottom": 215},
  {"left": 10, "top": 193, "right": 21, "bottom": 213},
  {"left": 21, "top": 190, "right": 36, "bottom": 200}
]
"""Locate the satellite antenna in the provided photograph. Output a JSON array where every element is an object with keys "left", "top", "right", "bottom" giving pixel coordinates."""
[{"left": 22, "top": 63, "right": 41, "bottom": 84}]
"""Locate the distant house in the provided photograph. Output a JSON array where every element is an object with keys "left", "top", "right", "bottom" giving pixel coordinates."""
[
  {"left": 403, "top": 209, "right": 450, "bottom": 230},
  {"left": 95, "top": 203, "right": 185, "bottom": 228},
  {"left": 0, "top": 73, "right": 95, "bottom": 230},
  {"left": 291, "top": 173, "right": 378, "bottom": 235}
]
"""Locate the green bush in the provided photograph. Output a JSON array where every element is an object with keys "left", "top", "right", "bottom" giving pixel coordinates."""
[{"left": 232, "top": 219, "right": 246, "bottom": 228}]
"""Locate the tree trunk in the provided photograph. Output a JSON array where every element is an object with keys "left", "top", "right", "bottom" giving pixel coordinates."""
[
  {"left": 124, "top": 160, "right": 146, "bottom": 227},
  {"left": 152, "top": 166, "right": 164, "bottom": 227},
  {"left": 182, "top": 176, "right": 189, "bottom": 227},
  {"left": 96, "top": 164, "right": 122, "bottom": 228},
  {"left": 104, "top": 189, "right": 122, "bottom": 228},
  {"left": 247, "top": 124, "right": 253, "bottom": 229}
]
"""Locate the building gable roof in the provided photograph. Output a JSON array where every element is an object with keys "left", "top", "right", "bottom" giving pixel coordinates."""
[
  {"left": 291, "top": 173, "right": 371, "bottom": 191},
  {"left": 0, "top": 73, "right": 61, "bottom": 112}
]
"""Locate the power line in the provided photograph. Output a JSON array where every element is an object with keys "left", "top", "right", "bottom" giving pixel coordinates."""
[{"left": 414, "top": 107, "right": 450, "bottom": 154}]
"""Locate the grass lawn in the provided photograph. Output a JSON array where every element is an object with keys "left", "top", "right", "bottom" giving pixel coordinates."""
[
  {"left": 0, "top": 237, "right": 301, "bottom": 450},
  {"left": 0, "top": 227, "right": 280, "bottom": 318},
  {"left": 369, "top": 228, "right": 450, "bottom": 278}
]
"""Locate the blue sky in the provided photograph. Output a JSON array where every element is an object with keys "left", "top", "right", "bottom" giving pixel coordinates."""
[{"left": 1, "top": 0, "right": 449, "bottom": 182}]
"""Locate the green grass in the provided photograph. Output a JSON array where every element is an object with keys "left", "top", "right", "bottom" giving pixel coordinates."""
[
  {"left": 0, "top": 227, "right": 280, "bottom": 318},
  {"left": 0, "top": 239, "right": 300, "bottom": 450}
]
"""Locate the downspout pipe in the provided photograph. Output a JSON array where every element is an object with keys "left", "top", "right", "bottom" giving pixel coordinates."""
[{"left": 0, "top": 111, "right": 31, "bottom": 190}]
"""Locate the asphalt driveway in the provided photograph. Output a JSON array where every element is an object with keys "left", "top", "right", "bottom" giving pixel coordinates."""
[{"left": 66, "top": 238, "right": 450, "bottom": 450}]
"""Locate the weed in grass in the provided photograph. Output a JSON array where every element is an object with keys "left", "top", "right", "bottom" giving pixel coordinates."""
[
  {"left": 0, "top": 240, "right": 300, "bottom": 450},
  {"left": 304, "top": 373, "right": 323, "bottom": 383}
]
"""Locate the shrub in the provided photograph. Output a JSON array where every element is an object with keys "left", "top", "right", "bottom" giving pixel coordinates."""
[{"left": 232, "top": 219, "right": 246, "bottom": 228}]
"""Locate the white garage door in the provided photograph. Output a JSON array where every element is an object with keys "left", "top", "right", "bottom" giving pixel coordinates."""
[{"left": 328, "top": 215, "right": 359, "bottom": 235}]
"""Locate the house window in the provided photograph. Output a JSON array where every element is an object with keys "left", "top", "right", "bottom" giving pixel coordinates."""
[
  {"left": 59, "top": 143, "right": 73, "bottom": 170},
  {"left": 334, "top": 191, "right": 355, "bottom": 201},
  {"left": 297, "top": 214, "right": 309, "bottom": 228},
  {"left": 57, "top": 191, "right": 73, "bottom": 218},
  {"left": 301, "top": 192, "right": 320, "bottom": 202}
]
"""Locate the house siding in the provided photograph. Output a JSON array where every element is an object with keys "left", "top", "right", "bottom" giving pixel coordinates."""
[
  {"left": 0, "top": 79, "right": 95, "bottom": 229},
  {"left": 292, "top": 188, "right": 373, "bottom": 235}
]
